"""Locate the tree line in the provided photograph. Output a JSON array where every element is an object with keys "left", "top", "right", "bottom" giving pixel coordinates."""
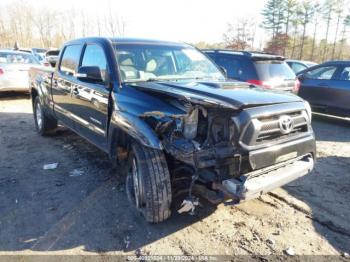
[
  {"left": 215, "top": 0, "right": 350, "bottom": 62},
  {"left": 262, "top": 0, "right": 350, "bottom": 62},
  {"left": 0, "top": 0, "right": 349, "bottom": 62},
  {"left": 0, "top": 0, "right": 126, "bottom": 50}
]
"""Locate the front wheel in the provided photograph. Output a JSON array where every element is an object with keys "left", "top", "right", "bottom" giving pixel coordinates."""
[
  {"left": 33, "top": 96, "right": 57, "bottom": 136},
  {"left": 126, "top": 141, "right": 172, "bottom": 223}
]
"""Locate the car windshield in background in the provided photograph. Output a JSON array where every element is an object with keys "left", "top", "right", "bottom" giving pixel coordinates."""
[
  {"left": 254, "top": 61, "right": 295, "bottom": 81},
  {"left": 0, "top": 52, "right": 39, "bottom": 64},
  {"left": 114, "top": 44, "right": 225, "bottom": 82},
  {"left": 32, "top": 48, "right": 47, "bottom": 54}
]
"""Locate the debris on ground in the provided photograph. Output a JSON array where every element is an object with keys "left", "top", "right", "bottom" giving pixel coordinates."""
[
  {"left": 43, "top": 163, "right": 58, "bottom": 170},
  {"left": 342, "top": 252, "right": 350, "bottom": 258},
  {"left": 69, "top": 169, "right": 85, "bottom": 177},
  {"left": 266, "top": 238, "right": 276, "bottom": 246},
  {"left": 177, "top": 198, "right": 199, "bottom": 214},
  {"left": 273, "top": 230, "right": 281, "bottom": 236},
  {"left": 284, "top": 247, "right": 295, "bottom": 256},
  {"left": 63, "top": 144, "right": 73, "bottom": 150},
  {"left": 124, "top": 236, "right": 130, "bottom": 249}
]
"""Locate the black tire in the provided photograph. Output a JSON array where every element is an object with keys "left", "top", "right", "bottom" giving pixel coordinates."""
[
  {"left": 126, "top": 141, "right": 172, "bottom": 223},
  {"left": 33, "top": 96, "right": 57, "bottom": 136}
]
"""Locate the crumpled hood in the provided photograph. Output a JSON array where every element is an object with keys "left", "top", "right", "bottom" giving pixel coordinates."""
[{"left": 128, "top": 80, "right": 303, "bottom": 110}]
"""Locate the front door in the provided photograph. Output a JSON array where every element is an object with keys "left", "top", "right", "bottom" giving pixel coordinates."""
[{"left": 69, "top": 44, "right": 110, "bottom": 149}]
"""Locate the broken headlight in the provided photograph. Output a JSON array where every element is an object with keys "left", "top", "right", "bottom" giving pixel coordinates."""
[{"left": 183, "top": 108, "right": 198, "bottom": 140}]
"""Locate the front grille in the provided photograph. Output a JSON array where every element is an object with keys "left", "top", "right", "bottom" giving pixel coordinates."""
[{"left": 240, "top": 110, "right": 309, "bottom": 147}]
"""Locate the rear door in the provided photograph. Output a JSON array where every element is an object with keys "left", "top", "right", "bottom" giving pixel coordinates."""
[
  {"left": 324, "top": 65, "right": 350, "bottom": 115},
  {"left": 52, "top": 44, "right": 83, "bottom": 125},
  {"left": 298, "top": 65, "right": 340, "bottom": 109},
  {"left": 69, "top": 43, "right": 110, "bottom": 149}
]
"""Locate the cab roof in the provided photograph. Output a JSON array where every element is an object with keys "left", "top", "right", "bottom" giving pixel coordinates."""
[{"left": 65, "top": 37, "right": 189, "bottom": 47}]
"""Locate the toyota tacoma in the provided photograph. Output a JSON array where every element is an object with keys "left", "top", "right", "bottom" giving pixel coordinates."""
[{"left": 29, "top": 37, "right": 316, "bottom": 223}]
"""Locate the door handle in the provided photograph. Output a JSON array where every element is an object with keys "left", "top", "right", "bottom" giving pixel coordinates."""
[{"left": 72, "top": 87, "right": 79, "bottom": 95}]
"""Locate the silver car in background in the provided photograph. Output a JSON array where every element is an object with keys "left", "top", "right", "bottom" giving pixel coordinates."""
[{"left": 0, "top": 50, "right": 40, "bottom": 92}]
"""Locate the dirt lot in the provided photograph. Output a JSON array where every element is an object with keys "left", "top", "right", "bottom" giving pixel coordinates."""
[{"left": 0, "top": 93, "right": 349, "bottom": 257}]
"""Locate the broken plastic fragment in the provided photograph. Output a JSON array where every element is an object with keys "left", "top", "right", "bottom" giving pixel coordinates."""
[
  {"left": 43, "top": 163, "right": 58, "bottom": 170},
  {"left": 69, "top": 169, "right": 85, "bottom": 177},
  {"left": 177, "top": 198, "right": 199, "bottom": 215}
]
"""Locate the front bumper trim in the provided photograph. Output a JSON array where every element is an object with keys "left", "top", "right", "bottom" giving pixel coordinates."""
[{"left": 223, "top": 155, "right": 314, "bottom": 201}]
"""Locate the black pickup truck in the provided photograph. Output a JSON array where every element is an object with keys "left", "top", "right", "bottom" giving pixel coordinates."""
[{"left": 29, "top": 37, "right": 316, "bottom": 223}]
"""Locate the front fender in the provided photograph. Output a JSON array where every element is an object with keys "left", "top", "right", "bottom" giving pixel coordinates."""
[{"left": 110, "top": 110, "right": 162, "bottom": 150}]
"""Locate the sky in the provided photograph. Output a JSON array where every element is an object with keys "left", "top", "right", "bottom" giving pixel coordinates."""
[{"left": 1, "top": 0, "right": 266, "bottom": 45}]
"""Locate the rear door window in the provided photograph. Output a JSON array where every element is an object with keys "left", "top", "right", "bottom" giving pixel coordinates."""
[
  {"left": 254, "top": 61, "right": 296, "bottom": 81},
  {"left": 59, "top": 45, "right": 83, "bottom": 76},
  {"left": 215, "top": 55, "right": 245, "bottom": 80},
  {"left": 305, "top": 66, "right": 337, "bottom": 80}
]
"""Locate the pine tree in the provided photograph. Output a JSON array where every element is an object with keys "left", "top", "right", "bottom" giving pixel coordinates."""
[
  {"left": 338, "top": 14, "right": 350, "bottom": 59},
  {"left": 331, "top": 0, "right": 345, "bottom": 59},
  {"left": 298, "top": 0, "right": 314, "bottom": 59},
  {"left": 322, "top": 0, "right": 337, "bottom": 61},
  {"left": 262, "top": 0, "right": 286, "bottom": 39}
]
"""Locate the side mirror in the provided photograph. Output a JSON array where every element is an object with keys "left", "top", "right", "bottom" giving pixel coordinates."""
[
  {"left": 219, "top": 66, "right": 227, "bottom": 78},
  {"left": 76, "top": 66, "right": 103, "bottom": 83}
]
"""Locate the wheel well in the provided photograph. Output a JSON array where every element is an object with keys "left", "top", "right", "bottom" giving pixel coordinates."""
[{"left": 109, "top": 127, "right": 132, "bottom": 163}]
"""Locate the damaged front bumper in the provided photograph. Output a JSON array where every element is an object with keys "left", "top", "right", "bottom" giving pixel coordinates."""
[{"left": 222, "top": 154, "right": 314, "bottom": 201}]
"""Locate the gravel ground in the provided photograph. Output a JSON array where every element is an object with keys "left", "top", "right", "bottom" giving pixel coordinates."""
[{"left": 0, "top": 93, "right": 349, "bottom": 258}]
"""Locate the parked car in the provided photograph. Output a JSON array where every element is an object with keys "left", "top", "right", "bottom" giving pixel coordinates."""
[
  {"left": 297, "top": 60, "right": 350, "bottom": 117},
  {"left": 29, "top": 37, "right": 316, "bottom": 223},
  {"left": 16, "top": 48, "right": 47, "bottom": 65},
  {"left": 32, "top": 48, "right": 47, "bottom": 64},
  {"left": 286, "top": 59, "right": 318, "bottom": 74},
  {"left": 44, "top": 49, "right": 60, "bottom": 67},
  {"left": 0, "top": 50, "right": 40, "bottom": 92},
  {"left": 203, "top": 50, "right": 300, "bottom": 93}
]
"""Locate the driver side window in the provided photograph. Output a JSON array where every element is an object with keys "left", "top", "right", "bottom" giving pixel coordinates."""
[
  {"left": 305, "top": 66, "right": 337, "bottom": 80},
  {"left": 81, "top": 44, "right": 108, "bottom": 82}
]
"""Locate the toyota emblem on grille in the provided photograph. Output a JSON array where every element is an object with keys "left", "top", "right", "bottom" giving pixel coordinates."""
[{"left": 279, "top": 115, "right": 293, "bottom": 134}]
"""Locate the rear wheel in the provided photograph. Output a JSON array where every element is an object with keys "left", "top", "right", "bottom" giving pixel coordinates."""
[
  {"left": 33, "top": 96, "right": 57, "bottom": 136},
  {"left": 126, "top": 141, "right": 172, "bottom": 223}
]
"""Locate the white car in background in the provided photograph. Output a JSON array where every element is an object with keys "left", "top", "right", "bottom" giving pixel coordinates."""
[
  {"left": 0, "top": 50, "right": 41, "bottom": 92},
  {"left": 286, "top": 59, "right": 318, "bottom": 74}
]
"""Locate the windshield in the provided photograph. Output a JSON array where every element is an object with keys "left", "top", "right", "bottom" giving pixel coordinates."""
[
  {"left": 254, "top": 60, "right": 296, "bottom": 81},
  {"left": 114, "top": 44, "right": 225, "bottom": 82},
  {"left": 0, "top": 52, "right": 39, "bottom": 64}
]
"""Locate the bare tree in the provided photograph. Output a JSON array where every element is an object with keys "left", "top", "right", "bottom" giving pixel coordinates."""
[
  {"left": 331, "top": 0, "right": 345, "bottom": 59},
  {"left": 322, "top": 0, "right": 336, "bottom": 61},
  {"left": 223, "top": 18, "right": 256, "bottom": 50},
  {"left": 310, "top": 1, "right": 321, "bottom": 60},
  {"left": 338, "top": 14, "right": 350, "bottom": 58}
]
